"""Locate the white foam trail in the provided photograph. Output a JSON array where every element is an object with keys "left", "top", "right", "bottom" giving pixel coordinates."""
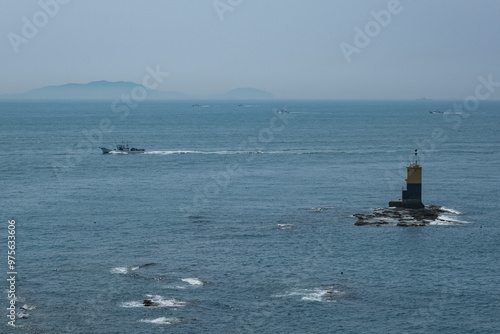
[
  {"left": 440, "top": 207, "right": 462, "bottom": 215},
  {"left": 120, "top": 295, "right": 188, "bottom": 308},
  {"left": 145, "top": 295, "right": 187, "bottom": 307},
  {"left": 139, "top": 317, "right": 180, "bottom": 325},
  {"left": 20, "top": 304, "right": 36, "bottom": 311},
  {"left": 144, "top": 150, "right": 262, "bottom": 155},
  {"left": 17, "top": 311, "right": 29, "bottom": 319},
  {"left": 430, "top": 214, "right": 469, "bottom": 225},
  {"left": 181, "top": 278, "right": 204, "bottom": 286},
  {"left": 111, "top": 267, "right": 128, "bottom": 274},
  {"left": 301, "top": 289, "right": 328, "bottom": 302},
  {"left": 275, "top": 287, "right": 342, "bottom": 302},
  {"left": 120, "top": 301, "right": 143, "bottom": 308},
  {"left": 438, "top": 215, "right": 463, "bottom": 222},
  {"left": 277, "top": 224, "right": 294, "bottom": 230},
  {"left": 142, "top": 149, "right": 342, "bottom": 156},
  {"left": 144, "top": 150, "right": 199, "bottom": 155},
  {"left": 111, "top": 264, "right": 146, "bottom": 274}
]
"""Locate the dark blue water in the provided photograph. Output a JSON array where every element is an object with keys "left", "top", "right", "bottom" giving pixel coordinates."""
[{"left": 1, "top": 100, "right": 499, "bottom": 333}]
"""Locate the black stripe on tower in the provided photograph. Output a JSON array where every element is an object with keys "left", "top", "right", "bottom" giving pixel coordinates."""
[{"left": 402, "top": 183, "right": 421, "bottom": 201}]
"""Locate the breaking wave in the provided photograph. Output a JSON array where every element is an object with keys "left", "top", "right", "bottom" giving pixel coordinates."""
[
  {"left": 274, "top": 286, "right": 344, "bottom": 302},
  {"left": 439, "top": 206, "right": 462, "bottom": 215},
  {"left": 181, "top": 278, "right": 204, "bottom": 286},
  {"left": 110, "top": 263, "right": 156, "bottom": 274},
  {"left": 430, "top": 214, "right": 469, "bottom": 226},
  {"left": 431, "top": 207, "right": 468, "bottom": 225},
  {"left": 139, "top": 317, "right": 181, "bottom": 325},
  {"left": 276, "top": 224, "right": 294, "bottom": 231},
  {"left": 111, "top": 267, "right": 129, "bottom": 274},
  {"left": 120, "top": 294, "right": 187, "bottom": 308}
]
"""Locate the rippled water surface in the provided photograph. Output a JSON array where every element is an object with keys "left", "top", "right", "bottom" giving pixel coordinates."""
[{"left": 1, "top": 100, "right": 499, "bottom": 333}]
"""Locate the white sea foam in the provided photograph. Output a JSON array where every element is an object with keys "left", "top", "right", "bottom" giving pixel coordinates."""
[
  {"left": 17, "top": 311, "right": 29, "bottom": 319},
  {"left": 139, "top": 149, "right": 340, "bottom": 156},
  {"left": 139, "top": 317, "right": 181, "bottom": 325},
  {"left": 20, "top": 304, "right": 36, "bottom": 311},
  {"left": 181, "top": 278, "right": 204, "bottom": 286},
  {"left": 430, "top": 214, "right": 469, "bottom": 226},
  {"left": 440, "top": 207, "right": 462, "bottom": 215},
  {"left": 111, "top": 267, "right": 128, "bottom": 274},
  {"left": 144, "top": 150, "right": 264, "bottom": 155},
  {"left": 146, "top": 295, "right": 187, "bottom": 307},
  {"left": 110, "top": 264, "right": 148, "bottom": 274},
  {"left": 120, "top": 301, "right": 144, "bottom": 308},
  {"left": 277, "top": 224, "right": 294, "bottom": 230},
  {"left": 275, "top": 287, "right": 341, "bottom": 302},
  {"left": 144, "top": 150, "right": 200, "bottom": 155},
  {"left": 120, "top": 295, "right": 187, "bottom": 308},
  {"left": 377, "top": 217, "right": 399, "bottom": 224},
  {"left": 310, "top": 207, "right": 324, "bottom": 212},
  {"left": 301, "top": 289, "right": 328, "bottom": 302}
]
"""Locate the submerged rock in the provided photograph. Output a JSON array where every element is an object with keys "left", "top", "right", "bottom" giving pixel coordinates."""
[
  {"left": 354, "top": 205, "right": 448, "bottom": 226},
  {"left": 143, "top": 299, "right": 160, "bottom": 307}
]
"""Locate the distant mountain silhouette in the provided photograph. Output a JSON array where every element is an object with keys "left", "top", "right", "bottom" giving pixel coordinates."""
[
  {"left": 1, "top": 81, "right": 274, "bottom": 100},
  {"left": 3, "top": 81, "right": 188, "bottom": 100}
]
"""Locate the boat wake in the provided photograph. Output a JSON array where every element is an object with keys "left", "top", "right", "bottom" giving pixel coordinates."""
[
  {"left": 143, "top": 150, "right": 265, "bottom": 155},
  {"left": 127, "top": 149, "right": 400, "bottom": 156}
]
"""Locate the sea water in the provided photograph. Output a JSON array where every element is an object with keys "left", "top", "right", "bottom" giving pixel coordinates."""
[{"left": 1, "top": 100, "right": 499, "bottom": 333}]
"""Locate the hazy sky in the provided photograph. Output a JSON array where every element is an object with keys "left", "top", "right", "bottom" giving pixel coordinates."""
[{"left": 1, "top": 0, "right": 500, "bottom": 99}]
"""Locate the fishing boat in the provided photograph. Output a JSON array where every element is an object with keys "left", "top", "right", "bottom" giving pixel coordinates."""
[
  {"left": 277, "top": 105, "right": 290, "bottom": 113},
  {"left": 100, "top": 141, "right": 145, "bottom": 154}
]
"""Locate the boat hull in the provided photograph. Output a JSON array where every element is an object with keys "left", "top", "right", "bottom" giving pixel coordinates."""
[
  {"left": 100, "top": 147, "right": 145, "bottom": 154},
  {"left": 100, "top": 147, "right": 112, "bottom": 154}
]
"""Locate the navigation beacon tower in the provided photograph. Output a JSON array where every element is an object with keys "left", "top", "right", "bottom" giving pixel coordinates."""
[{"left": 389, "top": 149, "right": 424, "bottom": 209}]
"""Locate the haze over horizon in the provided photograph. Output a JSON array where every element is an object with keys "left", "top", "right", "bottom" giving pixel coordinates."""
[{"left": 1, "top": 0, "right": 500, "bottom": 100}]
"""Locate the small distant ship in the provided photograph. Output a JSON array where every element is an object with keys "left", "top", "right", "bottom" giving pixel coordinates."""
[
  {"left": 100, "top": 141, "right": 145, "bottom": 154},
  {"left": 277, "top": 105, "right": 290, "bottom": 113},
  {"left": 429, "top": 109, "right": 443, "bottom": 114}
]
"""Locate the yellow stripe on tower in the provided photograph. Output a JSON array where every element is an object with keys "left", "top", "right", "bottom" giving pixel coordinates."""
[{"left": 406, "top": 163, "right": 422, "bottom": 184}]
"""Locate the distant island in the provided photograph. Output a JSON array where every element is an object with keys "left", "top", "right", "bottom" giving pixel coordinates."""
[{"left": 0, "top": 81, "right": 275, "bottom": 100}]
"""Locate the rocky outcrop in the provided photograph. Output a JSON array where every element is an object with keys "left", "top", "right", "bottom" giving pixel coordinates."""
[
  {"left": 143, "top": 299, "right": 160, "bottom": 307},
  {"left": 354, "top": 205, "right": 448, "bottom": 226}
]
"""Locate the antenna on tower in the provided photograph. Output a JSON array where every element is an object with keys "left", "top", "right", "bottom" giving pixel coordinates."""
[{"left": 414, "top": 149, "right": 418, "bottom": 164}]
